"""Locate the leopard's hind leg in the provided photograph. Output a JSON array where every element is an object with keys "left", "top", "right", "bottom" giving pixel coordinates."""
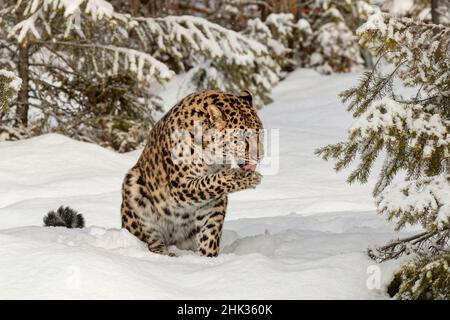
[{"left": 121, "top": 167, "right": 173, "bottom": 256}]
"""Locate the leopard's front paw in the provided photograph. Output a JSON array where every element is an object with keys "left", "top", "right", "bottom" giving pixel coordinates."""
[
  {"left": 243, "top": 170, "right": 262, "bottom": 189},
  {"left": 228, "top": 168, "right": 262, "bottom": 190}
]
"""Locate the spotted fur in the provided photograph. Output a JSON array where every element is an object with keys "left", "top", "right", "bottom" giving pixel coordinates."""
[{"left": 121, "top": 90, "right": 264, "bottom": 257}]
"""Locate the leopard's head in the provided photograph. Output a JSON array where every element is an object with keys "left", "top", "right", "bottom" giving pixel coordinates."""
[{"left": 202, "top": 90, "right": 264, "bottom": 172}]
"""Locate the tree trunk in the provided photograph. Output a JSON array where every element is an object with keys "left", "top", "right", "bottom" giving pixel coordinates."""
[
  {"left": 129, "top": 0, "right": 140, "bottom": 15},
  {"left": 272, "top": 0, "right": 297, "bottom": 15},
  {"left": 298, "top": 1, "right": 305, "bottom": 19},
  {"left": 447, "top": 157, "right": 450, "bottom": 184},
  {"left": 431, "top": 0, "right": 439, "bottom": 24},
  {"left": 261, "top": 0, "right": 271, "bottom": 21},
  {"left": 16, "top": 44, "right": 29, "bottom": 127}
]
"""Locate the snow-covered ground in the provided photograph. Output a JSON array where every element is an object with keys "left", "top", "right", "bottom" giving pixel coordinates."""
[{"left": 0, "top": 69, "right": 409, "bottom": 299}]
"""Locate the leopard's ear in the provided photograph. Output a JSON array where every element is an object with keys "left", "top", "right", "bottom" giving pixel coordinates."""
[
  {"left": 207, "top": 105, "right": 225, "bottom": 129},
  {"left": 238, "top": 90, "right": 253, "bottom": 104}
]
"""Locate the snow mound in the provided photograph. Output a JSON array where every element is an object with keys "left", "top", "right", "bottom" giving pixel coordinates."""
[
  {"left": 0, "top": 134, "right": 135, "bottom": 209},
  {"left": 0, "top": 211, "right": 401, "bottom": 299}
]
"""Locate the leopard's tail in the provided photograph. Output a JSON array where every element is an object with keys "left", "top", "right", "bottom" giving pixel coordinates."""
[{"left": 43, "top": 206, "right": 85, "bottom": 228}]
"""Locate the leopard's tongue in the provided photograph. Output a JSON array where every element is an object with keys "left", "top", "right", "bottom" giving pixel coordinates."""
[{"left": 242, "top": 164, "right": 257, "bottom": 172}]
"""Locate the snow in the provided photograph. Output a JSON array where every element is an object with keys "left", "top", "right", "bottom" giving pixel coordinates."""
[
  {"left": 387, "top": 0, "right": 414, "bottom": 16},
  {"left": 297, "top": 18, "right": 312, "bottom": 33},
  {"left": 0, "top": 69, "right": 411, "bottom": 299},
  {"left": 84, "top": 0, "right": 114, "bottom": 20},
  {"left": 357, "top": 11, "right": 387, "bottom": 35},
  {"left": 265, "top": 13, "right": 295, "bottom": 39}
]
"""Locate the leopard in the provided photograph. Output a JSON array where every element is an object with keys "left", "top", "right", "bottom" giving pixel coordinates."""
[{"left": 120, "top": 90, "right": 264, "bottom": 257}]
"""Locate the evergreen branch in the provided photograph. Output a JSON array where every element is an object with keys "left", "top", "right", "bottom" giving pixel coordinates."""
[
  {"left": 368, "top": 228, "right": 450, "bottom": 263},
  {"left": 34, "top": 40, "right": 173, "bottom": 80},
  {"left": 29, "top": 63, "right": 82, "bottom": 77}
]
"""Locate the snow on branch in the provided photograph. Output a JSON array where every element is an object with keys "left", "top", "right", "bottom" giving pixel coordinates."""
[
  {"left": 134, "top": 15, "right": 268, "bottom": 66},
  {"left": 7, "top": 0, "right": 174, "bottom": 83},
  {"left": 102, "top": 45, "right": 173, "bottom": 82},
  {"left": 7, "top": 1, "right": 270, "bottom": 86},
  {"left": 8, "top": 0, "right": 126, "bottom": 43},
  {"left": 265, "top": 13, "right": 295, "bottom": 40},
  {"left": 377, "top": 174, "right": 450, "bottom": 231},
  {"left": 357, "top": 13, "right": 450, "bottom": 92},
  {"left": 22, "top": 0, "right": 116, "bottom": 20},
  {"left": 350, "top": 97, "right": 450, "bottom": 158}
]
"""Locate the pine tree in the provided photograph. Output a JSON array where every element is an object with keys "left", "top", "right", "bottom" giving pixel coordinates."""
[
  {"left": 243, "top": 13, "right": 293, "bottom": 73},
  {"left": 315, "top": 13, "right": 450, "bottom": 298},
  {"left": 299, "top": 0, "right": 379, "bottom": 73},
  {"left": 0, "top": 0, "right": 278, "bottom": 151},
  {"left": 0, "top": 70, "right": 21, "bottom": 114},
  {"left": 243, "top": 0, "right": 379, "bottom": 74},
  {"left": 0, "top": 69, "right": 29, "bottom": 140},
  {"left": 306, "top": 7, "right": 364, "bottom": 73},
  {"left": 0, "top": 0, "right": 173, "bottom": 151},
  {"left": 139, "top": 15, "right": 280, "bottom": 108},
  {"left": 387, "top": 253, "right": 450, "bottom": 299}
]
